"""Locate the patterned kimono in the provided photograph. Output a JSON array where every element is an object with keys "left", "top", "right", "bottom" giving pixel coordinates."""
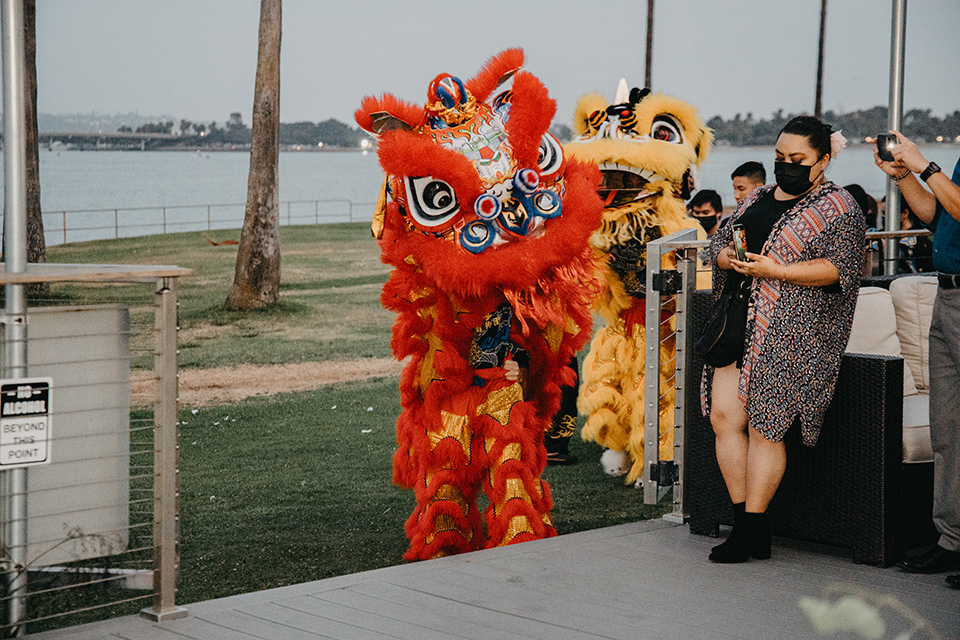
[{"left": 701, "top": 182, "right": 865, "bottom": 445}]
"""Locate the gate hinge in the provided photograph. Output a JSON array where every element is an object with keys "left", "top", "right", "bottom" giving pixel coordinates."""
[
  {"left": 651, "top": 270, "right": 682, "bottom": 295},
  {"left": 650, "top": 460, "right": 679, "bottom": 486}
]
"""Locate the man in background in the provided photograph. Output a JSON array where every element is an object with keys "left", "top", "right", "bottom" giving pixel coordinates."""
[
  {"left": 688, "top": 189, "right": 723, "bottom": 237},
  {"left": 731, "top": 161, "right": 766, "bottom": 205}
]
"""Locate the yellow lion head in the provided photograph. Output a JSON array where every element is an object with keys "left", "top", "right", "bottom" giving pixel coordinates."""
[{"left": 564, "top": 81, "right": 712, "bottom": 255}]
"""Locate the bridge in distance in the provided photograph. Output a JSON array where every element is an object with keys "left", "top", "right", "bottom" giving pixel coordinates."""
[{"left": 37, "top": 130, "right": 179, "bottom": 150}]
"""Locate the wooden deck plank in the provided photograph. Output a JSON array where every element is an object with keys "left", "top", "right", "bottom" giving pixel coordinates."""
[
  {"left": 27, "top": 521, "right": 960, "bottom": 640},
  {"left": 276, "top": 594, "right": 470, "bottom": 640},
  {"left": 311, "top": 588, "right": 529, "bottom": 640},
  {"left": 344, "top": 580, "right": 596, "bottom": 640},
  {"left": 226, "top": 602, "right": 400, "bottom": 640},
  {"left": 194, "top": 610, "right": 335, "bottom": 640},
  {"left": 135, "top": 617, "right": 267, "bottom": 640}
]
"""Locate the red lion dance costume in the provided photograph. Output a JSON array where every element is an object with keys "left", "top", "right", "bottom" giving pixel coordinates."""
[{"left": 355, "top": 49, "right": 602, "bottom": 561}]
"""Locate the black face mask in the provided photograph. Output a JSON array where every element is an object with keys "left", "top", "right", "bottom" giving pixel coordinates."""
[
  {"left": 774, "top": 160, "right": 823, "bottom": 196},
  {"left": 695, "top": 215, "right": 718, "bottom": 232}
]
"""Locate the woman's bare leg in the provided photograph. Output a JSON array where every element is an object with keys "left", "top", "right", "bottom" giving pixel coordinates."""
[
  {"left": 744, "top": 427, "right": 787, "bottom": 513},
  {"left": 710, "top": 363, "right": 749, "bottom": 502}
]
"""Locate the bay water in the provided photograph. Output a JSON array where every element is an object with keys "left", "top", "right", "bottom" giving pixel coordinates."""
[{"left": 18, "top": 144, "right": 960, "bottom": 245}]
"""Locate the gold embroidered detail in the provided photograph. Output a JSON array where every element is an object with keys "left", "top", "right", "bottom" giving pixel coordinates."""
[
  {"left": 543, "top": 322, "right": 564, "bottom": 353},
  {"left": 502, "top": 515, "right": 535, "bottom": 543},
  {"left": 498, "top": 442, "right": 522, "bottom": 465},
  {"left": 492, "top": 478, "right": 532, "bottom": 516},
  {"left": 546, "top": 414, "right": 577, "bottom": 440},
  {"left": 431, "top": 411, "right": 472, "bottom": 459},
  {"left": 476, "top": 383, "right": 523, "bottom": 425},
  {"left": 418, "top": 330, "right": 445, "bottom": 391},
  {"left": 371, "top": 177, "right": 388, "bottom": 239},
  {"left": 426, "top": 93, "right": 479, "bottom": 126}
]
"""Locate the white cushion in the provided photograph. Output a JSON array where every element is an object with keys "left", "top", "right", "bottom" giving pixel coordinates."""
[
  {"left": 846, "top": 287, "right": 917, "bottom": 396},
  {"left": 902, "top": 393, "right": 933, "bottom": 463},
  {"left": 889, "top": 276, "right": 937, "bottom": 390}
]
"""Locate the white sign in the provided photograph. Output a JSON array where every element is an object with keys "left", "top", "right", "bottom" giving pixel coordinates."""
[{"left": 0, "top": 378, "right": 52, "bottom": 469}]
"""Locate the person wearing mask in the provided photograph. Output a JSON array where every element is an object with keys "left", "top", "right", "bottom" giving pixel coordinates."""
[
  {"left": 688, "top": 189, "right": 723, "bottom": 236},
  {"left": 872, "top": 131, "right": 960, "bottom": 585},
  {"left": 702, "top": 116, "right": 864, "bottom": 563},
  {"left": 731, "top": 161, "right": 766, "bottom": 205}
]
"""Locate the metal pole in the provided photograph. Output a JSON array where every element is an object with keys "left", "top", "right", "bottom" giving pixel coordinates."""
[
  {"left": 1, "top": 0, "right": 30, "bottom": 633},
  {"left": 141, "top": 278, "right": 187, "bottom": 622},
  {"left": 884, "top": 0, "right": 907, "bottom": 275}
]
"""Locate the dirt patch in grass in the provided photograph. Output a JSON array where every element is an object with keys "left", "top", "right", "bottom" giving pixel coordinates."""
[{"left": 132, "top": 357, "right": 403, "bottom": 407}]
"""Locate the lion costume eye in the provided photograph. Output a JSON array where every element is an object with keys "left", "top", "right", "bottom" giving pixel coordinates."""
[
  {"left": 650, "top": 116, "right": 683, "bottom": 144},
  {"left": 404, "top": 176, "right": 460, "bottom": 228},
  {"left": 537, "top": 133, "right": 563, "bottom": 177}
]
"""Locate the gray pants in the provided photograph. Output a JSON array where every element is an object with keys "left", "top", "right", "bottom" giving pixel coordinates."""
[{"left": 929, "top": 286, "right": 960, "bottom": 552}]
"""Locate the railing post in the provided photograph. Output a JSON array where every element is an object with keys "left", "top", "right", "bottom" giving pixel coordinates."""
[
  {"left": 315, "top": 200, "right": 319, "bottom": 225},
  {"left": 141, "top": 277, "right": 187, "bottom": 622},
  {"left": 162, "top": 207, "right": 167, "bottom": 235},
  {"left": 207, "top": 205, "right": 211, "bottom": 232},
  {"left": 643, "top": 229, "right": 698, "bottom": 507},
  {"left": 62, "top": 210, "right": 66, "bottom": 245},
  {"left": 114, "top": 209, "right": 119, "bottom": 240},
  {"left": 286, "top": 201, "right": 291, "bottom": 226}
]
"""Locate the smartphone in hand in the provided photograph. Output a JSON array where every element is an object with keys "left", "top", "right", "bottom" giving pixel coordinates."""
[
  {"left": 732, "top": 224, "right": 748, "bottom": 262},
  {"left": 876, "top": 133, "right": 899, "bottom": 162}
]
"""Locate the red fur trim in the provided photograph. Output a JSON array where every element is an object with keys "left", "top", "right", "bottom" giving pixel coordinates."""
[
  {"left": 504, "top": 71, "right": 556, "bottom": 170},
  {"left": 466, "top": 48, "right": 524, "bottom": 103},
  {"left": 354, "top": 94, "right": 425, "bottom": 133}
]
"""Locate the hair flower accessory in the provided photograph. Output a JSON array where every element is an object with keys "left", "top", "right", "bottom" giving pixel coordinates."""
[{"left": 830, "top": 130, "right": 847, "bottom": 158}]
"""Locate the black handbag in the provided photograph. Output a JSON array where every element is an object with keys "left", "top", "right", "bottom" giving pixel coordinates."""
[{"left": 694, "top": 277, "right": 750, "bottom": 368}]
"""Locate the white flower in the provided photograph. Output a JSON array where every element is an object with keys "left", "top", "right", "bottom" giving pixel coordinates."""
[{"left": 830, "top": 130, "right": 848, "bottom": 158}]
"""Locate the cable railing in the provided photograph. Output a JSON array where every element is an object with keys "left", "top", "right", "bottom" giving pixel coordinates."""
[{"left": 41, "top": 199, "right": 379, "bottom": 246}]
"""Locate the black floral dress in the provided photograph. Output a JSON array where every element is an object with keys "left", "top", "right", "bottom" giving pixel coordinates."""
[{"left": 700, "top": 182, "right": 865, "bottom": 445}]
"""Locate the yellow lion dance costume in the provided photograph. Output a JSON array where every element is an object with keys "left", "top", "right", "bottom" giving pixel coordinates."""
[{"left": 566, "top": 81, "right": 712, "bottom": 485}]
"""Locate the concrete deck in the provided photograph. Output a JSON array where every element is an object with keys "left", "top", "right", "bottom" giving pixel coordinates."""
[{"left": 30, "top": 520, "right": 960, "bottom": 639}]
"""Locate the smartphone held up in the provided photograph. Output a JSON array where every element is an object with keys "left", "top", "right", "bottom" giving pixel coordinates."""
[{"left": 876, "top": 133, "right": 900, "bottom": 162}]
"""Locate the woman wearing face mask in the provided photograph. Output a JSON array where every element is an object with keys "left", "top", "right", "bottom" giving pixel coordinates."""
[{"left": 700, "top": 116, "right": 865, "bottom": 563}]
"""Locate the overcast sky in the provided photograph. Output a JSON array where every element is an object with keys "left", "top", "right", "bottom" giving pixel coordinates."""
[{"left": 35, "top": 0, "right": 959, "bottom": 129}]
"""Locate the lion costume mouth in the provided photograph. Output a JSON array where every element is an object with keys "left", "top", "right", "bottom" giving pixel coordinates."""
[{"left": 597, "top": 162, "right": 660, "bottom": 207}]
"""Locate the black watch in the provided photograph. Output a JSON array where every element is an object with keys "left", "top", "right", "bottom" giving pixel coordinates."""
[{"left": 920, "top": 162, "right": 941, "bottom": 182}]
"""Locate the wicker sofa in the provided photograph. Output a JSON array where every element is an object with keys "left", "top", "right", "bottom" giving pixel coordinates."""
[{"left": 685, "top": 276, "right": 938, "bottom": 566}]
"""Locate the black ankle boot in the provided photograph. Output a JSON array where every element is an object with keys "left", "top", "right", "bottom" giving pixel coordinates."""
[
  {"left": 709, "top": 502, "right": 748, "bottom": 563},
  {"left": 748, "top": 511, "right": 771, "bottom": 560}
]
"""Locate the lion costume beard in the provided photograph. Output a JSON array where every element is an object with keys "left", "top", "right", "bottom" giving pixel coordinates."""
[
  {"left": 355, "top": 49, "right": 602, "bottom": 560},
  {"left": 565, "top": 82, "right": 713, "bottom": 485}
]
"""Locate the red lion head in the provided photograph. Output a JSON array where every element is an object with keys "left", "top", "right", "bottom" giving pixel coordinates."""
[{"left": 355, "top": 49, "right": 601, "bottom": 298}]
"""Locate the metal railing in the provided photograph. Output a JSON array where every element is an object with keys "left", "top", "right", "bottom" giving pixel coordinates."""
[
  {"left": 41, "top": 199, "right": 379, "bottom": 246},
  {"left": 641, "top": 228, "right": 933, "bottom": 522},
  {"left": 0, "top": 263, "right": 190, "bottom": 636}
]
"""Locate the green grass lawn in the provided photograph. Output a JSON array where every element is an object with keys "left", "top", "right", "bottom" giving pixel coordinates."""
[{"left": 41, "top": 224, "right": 669, "bottom": 610}]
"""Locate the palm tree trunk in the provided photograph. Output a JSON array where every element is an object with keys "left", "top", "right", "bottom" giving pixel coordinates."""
[
  {"left": 225, "top": 0, "right": 282, "bottom": 310},
  {"left": 23, "top": 0, "right": 48, "bottom": 296},
  {"left": 645, "top": 0, "right": 654, "bottom": 89}
]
